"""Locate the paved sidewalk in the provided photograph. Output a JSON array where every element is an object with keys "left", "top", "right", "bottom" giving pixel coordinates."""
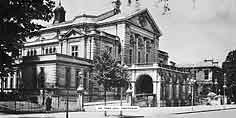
[
  {"left": 84, "top": 100, "right": 129, "bottom": 112},
  {"left": 1, "top": 104, "right": 236, "bottom": 118}
]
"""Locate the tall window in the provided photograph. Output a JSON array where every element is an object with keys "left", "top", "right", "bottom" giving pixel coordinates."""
[
  {"left": 39, "top": 67, "right": 45, "bottom": 88},
  {"left": 53, "top": 47, "right": 56, "bottom": 53},
  {"left": 146, "top": 40, "right": 151, "bottom": 53},
  {"left": 27, "top": 50, "right": 30, "bottom": 56},
  {"left": 75, "top": 70, "right": 81, "bottom": 88},
  {"left": 30, "top": 50, "right": 33, "bottom": 56},
  {"left": 71, "top": 45, "right": 78, "bottom": 57},
  {"left": 49, "top": 48, "right": 52, "bottom": 54},
  {"left": 146, "top": 53, "right": 149, "bottom": 64},
  {"left": 83, "top": 72, "right": 87, "bottom": 90},
  {"left": 129, "top": 49, "right": 132, "bottom": 64},
  {"left": 204, "top": 70, "right": 209, "bottom": 80},
  {"left": 46, "top": 48, "right": 49, "bottom": 54},
  {"left": 138, "top": 51, "right": 141, "bottom": 64},
  {"left": 65, "top": 67, "right": 71, "bottom": 88},
  {"left": 42, "top": 48, "right": 44, "bottom": 55},
  {"left": 34, "top": 49, "right": 37, "bottom": 55}
]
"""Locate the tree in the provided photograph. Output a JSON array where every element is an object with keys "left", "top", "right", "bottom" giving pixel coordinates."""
[
  {"left": 222, "top": 50, "right": 236, "bottom": 102},
  {"left": 93, "top": 51, "right": 130, "bottom": 115},
  {"left": 93, "top": 51, "right": 130, "bottom": 91},
  {"left": 0, "top": 0, "right": 55, "bottom": 85}
]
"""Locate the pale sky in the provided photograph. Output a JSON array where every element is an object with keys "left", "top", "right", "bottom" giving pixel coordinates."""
[{"left": 46, "top": 0, "right": 236, "bottom": 66}]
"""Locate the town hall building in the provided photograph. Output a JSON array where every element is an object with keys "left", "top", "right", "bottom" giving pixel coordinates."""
[{"left": 1, "top": 0, "right": 193, "bottom": 109}]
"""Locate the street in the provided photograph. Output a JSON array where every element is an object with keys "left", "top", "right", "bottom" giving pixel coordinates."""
[
  {"left": 168, "top": 109, "right": 236, "bottom": 118},
  {"left": 1, "top": 107, "right": 236, "bottom": 118}
]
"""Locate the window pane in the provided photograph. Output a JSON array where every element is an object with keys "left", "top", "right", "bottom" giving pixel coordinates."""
[
  {"left": 75, "top": 52, "right": 78, "bottom": 57},
  {"left": 129, "top": 49, "right": 132, "bottom": 64},
  {"left": 204, "top": 70, "right": 209, "bottom": 79},
  {"left": 146, "top": 54, "right": 148, "bottom": 63},
  {"left": 138, "top": 51, "right": 141, "bottom": 63}
]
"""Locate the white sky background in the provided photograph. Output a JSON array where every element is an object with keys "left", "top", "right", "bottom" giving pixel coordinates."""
[{"left": 46, "top": 0, "right": 236, "bottom": 66}]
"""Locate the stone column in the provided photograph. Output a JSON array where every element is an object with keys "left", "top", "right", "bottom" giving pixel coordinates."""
[
  {"left": 182, "top": 80, "right": 186, "bottom": 100},
  {"left": 176, "top": 79, "right": 181, "bottom": 106},
  {"left": 169, "top": 81, "right": 172, "bottom": 100},
  {"left": 169, "top": 79, "right": 173, "bottom": 106},
  {"left": 84, "top": 37, "right": 87, "bottom": 58},
  {"left": 154, "top": 72, "right": 161, "bottom": 107},
  {"left": 131, "top": 65, "right": 136, "bottom": 97}
]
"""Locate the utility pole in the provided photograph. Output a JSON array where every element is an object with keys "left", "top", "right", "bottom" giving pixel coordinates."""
[{"left": 223, "top": 73, "right": 227, "bottom": 105}]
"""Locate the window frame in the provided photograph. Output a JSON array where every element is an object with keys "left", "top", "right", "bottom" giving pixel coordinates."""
[{"left": 71, "top": 45, "right": 79, "bottom": 57}]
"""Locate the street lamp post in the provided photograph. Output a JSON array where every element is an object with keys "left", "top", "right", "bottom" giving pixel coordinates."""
[
  {"left": 66, "top": 88, "right": 69, "bottom": 118},
  {"left": 214, "top": 81, "right": 218, "bottom": 94},
  {"left": 223, "top": 85, "right": 227, "bottom": 105},
  {"left": 190, "top": 79, "right": 196, "bottom": 110},
  {"left": 126, "top": 87, "right": 133, "bottom": 106},
  {"left": 120, "top": 65, "right": 128, "bottom": 118}
]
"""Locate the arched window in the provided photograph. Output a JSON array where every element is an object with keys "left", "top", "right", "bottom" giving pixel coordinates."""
[
  {"left": 27, "top": 50, "right": 30, "bottom": 56},
  {"left": 130, "top": 34, "right": 135, "bottom": 46},
  {"left": 34, "top": 49, "right": 37, "bottom": 55},
  {"left": 53, "top": 47, "right": 56, "bottom": 53},
  {"left": 146, "top": 40, "right": 151, "bottom": 53},
  {"left": 49, "top": 47, "right": 52, "bottom": 54},
  {"left": 30, "top": 50, "right": 33, "bottom": 56},
  {"left": 129, "top": 49, "right": 132, "bottom": 64},
  {"left": 138, "top": 37, "right": 144, "bottom": 48},
  {"left": 42, "top": 48, "right": 44, "bottom": 55},
  {"left": 45, "top": 48, "right": 48, "bottom": 54},
  {"left": 146, "top": 53, "right": 149, "bottom": 64}
]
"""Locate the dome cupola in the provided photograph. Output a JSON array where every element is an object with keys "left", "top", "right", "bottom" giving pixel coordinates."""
[{"left": 53, "top": 0, "right": 66, "bottom": 24}]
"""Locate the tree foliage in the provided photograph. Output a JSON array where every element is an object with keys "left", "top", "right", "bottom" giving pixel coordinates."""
[
  {"left": 0, "top": 0, "right": 55, "bottom": 78},
  {"left": 93, "top": 51, "right": 130, "bottom": 91},
  {"left": 222, "top": 50, "right": 236, "bottom": 101}
]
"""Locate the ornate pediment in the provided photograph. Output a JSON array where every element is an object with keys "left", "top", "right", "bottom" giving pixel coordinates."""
[
  {"left": 127, "top": 9, "right": 161, "bottom": 35},
  {"left": 26, "top": 36, "right": 40, "bottom": 42},
  {"left": 41, "top": 32, "right": 58, "bottom": 40},
  {"left": 63, "top": 28, "right": 86, "bottom": 39}
]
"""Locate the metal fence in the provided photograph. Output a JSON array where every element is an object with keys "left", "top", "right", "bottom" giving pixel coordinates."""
[
  {"left": 0, "top": 88, "right": 82, "bottom": 113},
  {"left": 0, "top": 88, "right": 128, "bottom": 113},
  {"left": 84, "top": 91, "right": 123, "bottom": 103},
  {"left": 133, "top": 93, "right": 156, "bottom": 107}
]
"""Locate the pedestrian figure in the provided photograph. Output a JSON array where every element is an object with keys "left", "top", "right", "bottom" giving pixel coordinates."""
[{"left": 46, "top": 96, "right": 52, "bottom": 111}]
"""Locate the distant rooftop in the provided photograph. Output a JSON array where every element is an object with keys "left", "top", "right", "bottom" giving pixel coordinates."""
[
  {"left": 43, "top": 7, "right": 148, "bottom": 31},
  {"left": 177, "top": 60, "right": 220, "bottom": 68}
]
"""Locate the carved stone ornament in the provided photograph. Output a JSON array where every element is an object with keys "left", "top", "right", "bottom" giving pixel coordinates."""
[
  {"left": 26, "top": 36, "right": 39, "bottom": 42},
  {"left": 138, "top": 15, "right": 147, "bottom": 27},
  {"left": 41, "top": 32, "right": 57, "bottom": 40}
]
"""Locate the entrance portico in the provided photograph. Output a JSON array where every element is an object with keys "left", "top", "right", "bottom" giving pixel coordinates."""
[{"left": 128, "top": 63, "right": 190, "bottom": 107}]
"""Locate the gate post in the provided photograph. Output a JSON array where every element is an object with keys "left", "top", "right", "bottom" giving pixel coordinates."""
[
  {"left": 77, "top": 86, "right": 84, "bottom": 111},
  {"left": 155, "top": 73, "right": 161, "bottom": 107}
]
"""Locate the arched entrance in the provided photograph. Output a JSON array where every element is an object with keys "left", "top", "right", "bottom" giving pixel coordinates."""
[
  {"left": 134, "top": 74, "right": 154, "bottom": 107},
  {"left": 135, "top": 74, "right": 153, "bottom": 94}
]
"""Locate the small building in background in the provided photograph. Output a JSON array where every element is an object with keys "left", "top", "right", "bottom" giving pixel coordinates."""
[
  {"left": 178, "top": 60, "right": 224, "bottom": 105},
  {"left": 158, "top": 50, "right": 169, "bottom": 65}
]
